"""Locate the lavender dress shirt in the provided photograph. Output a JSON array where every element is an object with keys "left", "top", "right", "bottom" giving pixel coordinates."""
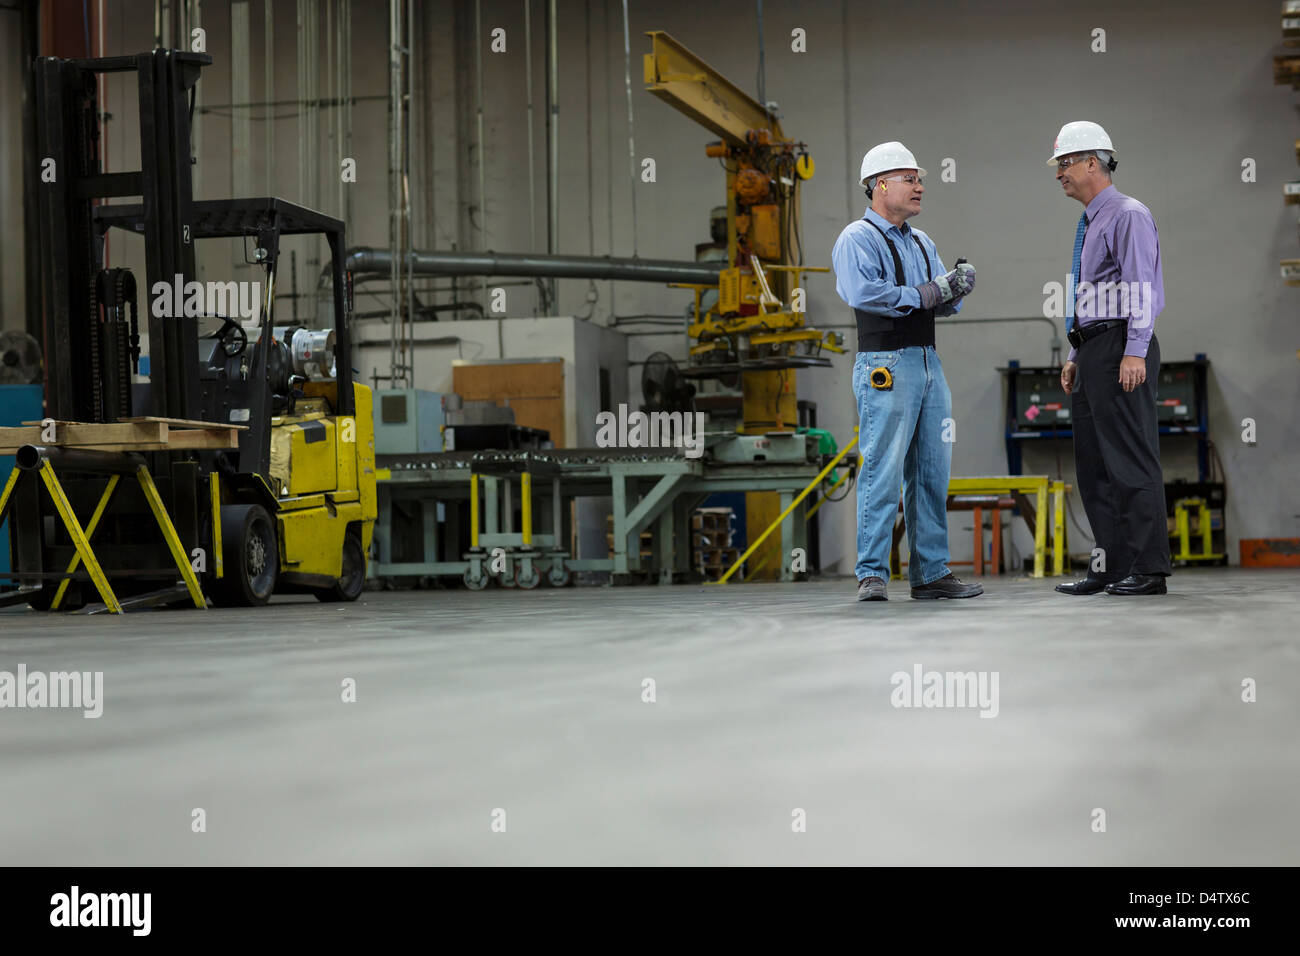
[{"left": 1067, "top": 184, "right": 1164, "bottom": 362}]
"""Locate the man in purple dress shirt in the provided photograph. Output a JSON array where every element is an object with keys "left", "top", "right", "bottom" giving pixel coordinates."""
[{"left": 1049, "top": 121, "right": 1172, "bottom": 596}]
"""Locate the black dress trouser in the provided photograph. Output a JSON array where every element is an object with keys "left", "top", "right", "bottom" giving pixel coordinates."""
[{"left": 1070, "top": 326, "right": 1173, "bottom": 580}]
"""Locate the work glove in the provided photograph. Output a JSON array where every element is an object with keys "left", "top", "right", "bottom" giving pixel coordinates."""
[
  {"left": 952, "top": 261, "right": 976, "bottom": 297},
  {"left": 915, "top": 262, "right": 976, "bottom": 310}
]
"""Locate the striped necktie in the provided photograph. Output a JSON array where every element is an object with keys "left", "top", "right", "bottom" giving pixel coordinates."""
[{"left": 1068, "top": 211, "right": 1088, "bottom": 331}]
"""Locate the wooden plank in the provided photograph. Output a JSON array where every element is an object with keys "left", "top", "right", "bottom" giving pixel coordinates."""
[
  {"left": 0, "top": 427, "right": 41, "bottom": 446},
  {"left": 24, "top": 417, "right": 248, "bottom": 431},
  {"left": 118, "top": 416, "right": 249, "bottom": 431},
  {"left": 0, "top": 427, "right": 239, "bottom": 456},
  {"left": 0, "top": 422, "right": 166, "bottom": 446},
  {"left": 154, "top": 428, "right": 241, "bottom": 449},
  {"left": 69, "top": 422, "right": 166, "bottom": 444},
  {"left": 453, "top": 360, "right": 567, "bottom": 446}
]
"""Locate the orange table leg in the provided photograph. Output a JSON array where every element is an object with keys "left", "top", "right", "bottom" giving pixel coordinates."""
[
  {"left": 991, "top": 506, "right": 1002, "bottom": 574},
  {"left": 973, "top": 506, "right": 984, "bottom": 576}
]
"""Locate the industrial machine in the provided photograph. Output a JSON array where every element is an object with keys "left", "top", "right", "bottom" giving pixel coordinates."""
[
  {"left": 643, "top": 31, "right": 844, "bottom": 576},
  {"left": 362, "top": 35, "right": 855, "bottom": 592},
  {"left": 374, "top": 388, "right": 445, "bottom": 455},
  {"left": 643, "top": 31, "right": 842, "bottom": 426},
  {"left": 0, "top": 334, "right": 44, "bottom": 588},
  {"left": 1002, "top": 356, "right": 1214, "bottom": 480},
  {"left": 0, "top": 50, "right": 374, "bottom": 612}
]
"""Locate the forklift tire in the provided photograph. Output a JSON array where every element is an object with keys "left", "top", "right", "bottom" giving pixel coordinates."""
[
  {"left": 314, "top": 531, "right": 365, "bottom": 603},
  {"left": 211, "top": 504, "right": 279, "bottom": 607}
]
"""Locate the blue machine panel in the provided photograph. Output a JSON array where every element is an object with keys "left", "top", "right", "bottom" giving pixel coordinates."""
[
  {"left": 374, "top": 388, "right": 445, "bottom": 454},
  {"left": 1, "top": 385, "right": 45, "bottom": 580}
]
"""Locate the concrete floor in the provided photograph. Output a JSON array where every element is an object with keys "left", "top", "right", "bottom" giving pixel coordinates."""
[{"left": 0, "top": 567, "right": 1297, "bottom": 865}]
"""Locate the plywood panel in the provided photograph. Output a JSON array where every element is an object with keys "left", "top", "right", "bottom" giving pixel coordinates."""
[
  {"left": 453, "top": 360, "right": 566, "bottom": 446},
  {"left": 506, "top": 398, "right": 566, "bottom": 447},
  {"left": 454, "top": 361, "right": 563, "bottom": 401}
]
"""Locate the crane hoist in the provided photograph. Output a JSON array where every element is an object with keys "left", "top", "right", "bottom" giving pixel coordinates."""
[{"left": 643, "top": 30, "right": 843, "bottom": 435}]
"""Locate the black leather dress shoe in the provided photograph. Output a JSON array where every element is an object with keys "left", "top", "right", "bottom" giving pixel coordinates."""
[
  {"left": 1055, "top": 577, "right": 1108, "bottom": 595},
  {"left": 1105, "top": 573, "right": 1168, "bottom": 595}
]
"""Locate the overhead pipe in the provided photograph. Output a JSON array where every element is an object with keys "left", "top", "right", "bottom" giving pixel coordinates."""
[
  {"left": 335, "top": 247, "right": 723, "bottom": 285},
  {"left": 317, "top": 248, "right": 722, "bottom": 327}
]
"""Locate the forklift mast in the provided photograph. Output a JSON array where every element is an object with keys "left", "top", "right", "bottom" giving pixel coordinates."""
[
  {"left": 34, "top": 50, "right": 208, "bottom": 425},
  {"left": 31, "top": 49, "right": 356, "bottom": 479}
]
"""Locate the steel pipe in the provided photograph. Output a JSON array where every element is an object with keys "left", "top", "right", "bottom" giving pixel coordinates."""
[
  {"left": 16, "top": 445, "right": 146, "bottom": 476},
  {"left": 337, "top": 247, "right": 724, "bottom": 285}
]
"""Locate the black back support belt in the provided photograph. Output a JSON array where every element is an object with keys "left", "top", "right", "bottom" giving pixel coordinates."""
[{"left": 853, "top": 217, "right": 936, "bottom": 352}]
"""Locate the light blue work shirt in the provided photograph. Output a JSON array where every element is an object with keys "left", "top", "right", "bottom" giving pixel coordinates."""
[{"left": 831, "top": 207, "right": 962, "bottom": 318}]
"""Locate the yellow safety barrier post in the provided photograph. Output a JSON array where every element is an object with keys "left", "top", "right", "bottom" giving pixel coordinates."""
[
  {"left": 135, "top": 466, "right": 206, "bottom": 609},
  {"left": 1052, "top": 481, "right": 1066, "bottom": 577},
  {"left": 1199, "top": 499, "right": 1213, "bottom": 557},
  {"left": 52, "top": 475, "right": 120, "bottom": 610},
  {"left": 521, "top": 471, "right": 532, "bottom": 547},
  {"left": 717, "top": 432, "right": 858, "bottom": 584},
  {"left": 469, "top": 472, "right": 480, "bottom": 548},
  {"left": 1176, "top": 502, "right": 1191, "bottom": 559},
  {"left": 1032, "top": 480, "right": 1048, "bottom": 578},
  {"left": 209, "top": 472, "right": 223, "bottom": 579},
  {"left": 0, "top": 467, "right": 20, "bottom": 532},
  {"left": 37, "top": 460, "right": 123, "bottom": 614}
]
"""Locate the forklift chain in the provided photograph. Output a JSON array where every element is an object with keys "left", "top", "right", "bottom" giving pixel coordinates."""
[{"left": 88, "top": 271, "right": 102, "bottom": 421}]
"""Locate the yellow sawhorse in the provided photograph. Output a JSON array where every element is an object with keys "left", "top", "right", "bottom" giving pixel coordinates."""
[
  {"left": 0, "top": 460, "right": 206, "bottom": 613},
  {"left": 946, "top": 476, "right": 1066, "bottom": 578}
]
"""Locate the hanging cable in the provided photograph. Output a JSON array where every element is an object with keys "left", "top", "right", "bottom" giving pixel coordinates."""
[
  {"left": 524, "top": 0, "right": 537, "bottom": 257},
  {"left": 621, "top": 0, "right": 638, "bottom": 256}
]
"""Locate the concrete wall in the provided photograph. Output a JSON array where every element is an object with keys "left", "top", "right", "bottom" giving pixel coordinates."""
[{"left": 4, "top": 0, "right": 1297, "bottom": 574}]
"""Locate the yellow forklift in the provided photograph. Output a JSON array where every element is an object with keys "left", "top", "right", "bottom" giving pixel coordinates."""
[{"left": 0, "top": 50, "right": 374, "bottom": 612}]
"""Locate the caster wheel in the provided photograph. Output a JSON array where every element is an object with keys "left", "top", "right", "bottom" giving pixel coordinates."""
[
  {"left": 463, "top": 568, "right": 488, "bottom": 591},
  {"left": 515, "top": 564, "right": 541, "bottom": 589},
  {"left": 546, "top": 566, "right": 571, "bottom": 587}
]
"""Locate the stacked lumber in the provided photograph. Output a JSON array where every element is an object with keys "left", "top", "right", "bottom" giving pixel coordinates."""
[{"left": 0, "top": 416, "right": 246, "bottom": 455}]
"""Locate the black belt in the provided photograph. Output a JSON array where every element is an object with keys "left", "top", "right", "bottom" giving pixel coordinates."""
[{"left": 1067, "top": 319, "right": 1127, "bottom": 350}]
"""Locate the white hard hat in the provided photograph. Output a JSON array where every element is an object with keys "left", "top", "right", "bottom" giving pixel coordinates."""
[
  {"left": 860, "top": 141, "right": 926, "bottom": 185},
  {"left": 1047, "top": 121, "right": 1116, "bottom": 165}
]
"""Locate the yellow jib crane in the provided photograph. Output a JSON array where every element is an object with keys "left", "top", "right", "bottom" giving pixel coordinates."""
[{"left": 644, "top": 30, "right": 842, "bottom": 577}]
